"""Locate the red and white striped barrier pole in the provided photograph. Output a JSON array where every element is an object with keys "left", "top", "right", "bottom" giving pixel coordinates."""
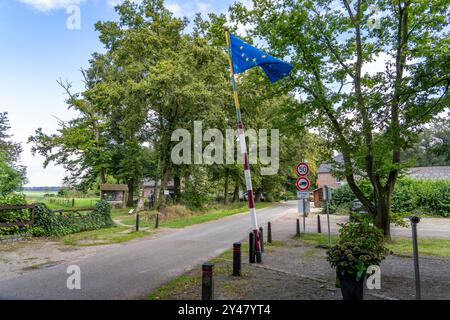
[{"left": 225, "top": 30, "right": 262, "bottom": 263}]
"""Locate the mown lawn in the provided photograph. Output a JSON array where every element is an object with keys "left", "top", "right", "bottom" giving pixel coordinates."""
[{"left": 292, "top": 233, "right": 450, "bottom": 258}]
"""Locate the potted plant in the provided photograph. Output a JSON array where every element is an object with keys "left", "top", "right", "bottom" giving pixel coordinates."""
[{"left": 327, "top": 221, "right": 391, "bottom": 300}]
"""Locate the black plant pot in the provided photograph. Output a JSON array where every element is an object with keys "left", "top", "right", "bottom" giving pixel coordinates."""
[{"left": 337, "top": 270, "right": 365, "bottom": 300}]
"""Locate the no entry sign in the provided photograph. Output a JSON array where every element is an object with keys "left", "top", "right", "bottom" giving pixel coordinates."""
[
  {"left": 296, "top": 162, "right": 310, "bottom": 176},
  {"left": 296, "top": 177, "right": 310, "bottom": 191}
]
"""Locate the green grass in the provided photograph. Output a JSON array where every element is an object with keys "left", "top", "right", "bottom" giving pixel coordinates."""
[
  {"left": 148, "top": 274, "right": 201, "bottom": 300},
  {"left": 385, "top": 237, "right": 450, "bottom": 258},
  {"left": 293, "top": 232, "right": 450, "bottom": 258},
  {"left": 62, "top": 226, "right": 153, "bottom": 246},
  {"left": 160, "top": 202, "right": 272, "bottom": 228},
  {"left": 24, "top": 191, "right": 100, "bottom": 209}
]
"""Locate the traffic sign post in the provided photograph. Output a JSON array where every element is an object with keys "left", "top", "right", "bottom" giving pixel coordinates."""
[
  {"left": 296, "top": 162, "right": 311, "bottom": 233},
  {"left": 324, "top": 185, "right": 332, "bottom": 246}
]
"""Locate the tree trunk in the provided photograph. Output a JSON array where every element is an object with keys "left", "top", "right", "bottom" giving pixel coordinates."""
[
  {"left": 174, "top": 174, "right": 181, "bottom": 203},
  {"left": 254, "top": 188, "right": 263, "bottom": 202},
  {"left": 157, "top": 168, "right": 171, "bottom": 213},
  {"left": 232, "top": 184, "right": 239, "bottom": 203},
  {"left": 375, "top": 191, "right": 391, "bottom": 238},
  {"left": 127, "top": 180, "right": 135, "bottom": 208},
  {"left": 99, "top": 167, "right": 106, "bottom": 185},
  {"left": 224, "top": 169, "right": 229, "bottom": 205}
]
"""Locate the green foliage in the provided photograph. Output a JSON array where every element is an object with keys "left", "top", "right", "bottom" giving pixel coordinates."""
[
  {"left": 32, "top": 201, "right": 113, "bottom": 237},
  {"left": 0, "top": 193, "right": 31, "bottom": 236},
  {"left": 327, "top": 222, "right": 390, "bottom": 281},
  {"left": 0, "top": 154, "right": 24, "bottom": 196},
  {"left": 181, "top": 167, "right": 212, "bottom": 210},
  {"left": 331, "top": 178, "right": 450, "bottom": 217}
]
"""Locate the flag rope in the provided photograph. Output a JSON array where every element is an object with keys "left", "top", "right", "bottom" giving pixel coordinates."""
[{"left": 225, "top": 30, "right": 261, "bottom": 258}]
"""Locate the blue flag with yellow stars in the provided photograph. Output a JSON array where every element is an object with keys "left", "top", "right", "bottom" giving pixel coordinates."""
[{"left": 229, "top": 34, "right": 293, "bottom": 83}]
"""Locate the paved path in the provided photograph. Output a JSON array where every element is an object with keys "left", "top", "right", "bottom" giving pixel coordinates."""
[{"left": 0, "top": 201, "right": 448, "bottom": 300}]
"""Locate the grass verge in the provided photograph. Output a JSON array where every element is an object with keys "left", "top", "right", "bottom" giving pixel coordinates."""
[
  {"left": 62, "top": 226, "right": 153, "bottom": 247},
  {"left": 148, "top": 240, "right": 286, "bottom": 300},
  {"left": 159, "top": 202, "right": 272, "bottom": 228},
  {"left": 292, "top": 233, "right": 450, "bottom": 258}
]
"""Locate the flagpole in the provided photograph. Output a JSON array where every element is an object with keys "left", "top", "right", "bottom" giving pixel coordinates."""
[{"left": 225, "top": 30, "right": 262, "bottom": 263}]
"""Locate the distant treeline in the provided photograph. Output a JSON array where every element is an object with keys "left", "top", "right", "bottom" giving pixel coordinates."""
[{"left": 21, "top": 187, "right": 60, "bottom": 192}]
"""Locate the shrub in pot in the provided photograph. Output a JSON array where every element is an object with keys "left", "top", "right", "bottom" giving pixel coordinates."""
[{"left": 327, "top": 221, "right": 391, "bottom": 300}]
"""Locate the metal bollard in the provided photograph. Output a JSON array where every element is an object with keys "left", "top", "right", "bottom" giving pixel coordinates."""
[
  {"left": 410, "top": 216, "right": 421, "bottom": 300},
  {"left": 317, "top": 215, "right": 322, "bottom": 233},
  {"left": 249, "top": 232, "right": 256, "bottom": 264},
  {"left": 259, "top": 227, "right": 264, "bottom": 253},
  {"left": 233, "top": 243, "right": 241, "bottom": 276},
  {"left": 296, "top": 219, "right": 301, "bottom": 237},
  {"left": 136, "top": 212, "right": 140, "bottom": 232},
  {"left": 155, "top": 213, "right": 160, "bottom": 229},
  {"left": 202, "top": 262, "right": 214, "bottom": 300},
  {"left": 267, "top": 221, "right": 272, "bottom": 244}
]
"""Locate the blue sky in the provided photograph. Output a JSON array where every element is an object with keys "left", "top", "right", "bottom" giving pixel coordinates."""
[{"left": 0, "top": 0, "right": 237, "bottom": 186}]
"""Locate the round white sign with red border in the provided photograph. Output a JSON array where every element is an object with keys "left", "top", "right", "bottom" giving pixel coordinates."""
[
  {"left": 296, "top": 162, "right": 310, "bottom": 176},
  {"left": 296, "top": 177, "right": 310, "bottom": 191}
]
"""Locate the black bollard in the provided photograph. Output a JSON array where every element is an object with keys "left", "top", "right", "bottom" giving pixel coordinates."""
[
  {"left": 267, "top": 221, "right": 272, "bottom": 244},
  {"left": 410, "top": 216, "right": 421, "bottom": 300},
  {"left": 296, "top": 219, "right": 301, "bottom": 237},
  {"left": 155, "top": 213, "right": 160, "bottom": 229},
  {"left": 317, "top": 215, "right": 322, "bottom": 233},
  {"left": 249, "top": 232, "right": 256, "bottom": 263},
  {"left": 259, "top": 227, "right": 264, "bottom": 253},
  {"left": 136, "top": 212, "right": 140, "bottom": 232},
  {"left": 202, "top": 262, "right": 214, "bottom": 300},
  {"left": 232, "top": 243, "right": 241, "bottom": 276}
]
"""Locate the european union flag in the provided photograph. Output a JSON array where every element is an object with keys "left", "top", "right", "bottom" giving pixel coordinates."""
[{"left": 229, "top": 34, "right": 293, "bottom": 83}]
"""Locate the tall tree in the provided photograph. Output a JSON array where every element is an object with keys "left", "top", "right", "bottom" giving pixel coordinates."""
[{"left": 232, "top": 0, "right": 450, "bottom": 236}]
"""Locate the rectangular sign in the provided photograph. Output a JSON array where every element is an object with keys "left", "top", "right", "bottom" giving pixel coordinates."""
[
  {"left": 297, "top": 191, "right": 310, "bottom": 199},
  {"left": 323, "top": 187, "right": 333, "bottom": 201},
  {"left": 297, "top": 199, "right": 311, "bottom": 215}
]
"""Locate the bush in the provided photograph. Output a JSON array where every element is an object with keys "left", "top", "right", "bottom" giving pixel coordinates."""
[
  {"left": 32, "top": 201, "right": 113, "bottom": 237},
  {"left": 327, "top": 221, "right": 391, "bottom": 280},
  {"left": 0, "top": 193, "right": 32, "bottom": 236},
  {"left": 330, "top": 178, "right": 450, "bottom": 217}
]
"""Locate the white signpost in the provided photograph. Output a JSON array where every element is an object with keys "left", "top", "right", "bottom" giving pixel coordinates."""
[
  {"left": 296, "top": 162, "right": 311, "bottom": 232},
  {"left": 324, "top": 185, "right": 332, "bottom": 246}
]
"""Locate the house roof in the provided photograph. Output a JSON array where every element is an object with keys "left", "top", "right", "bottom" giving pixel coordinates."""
[
  {"left": 406, "top": 167, "right": 450, "bottom": 180},
  {"left": 318, "top": 154, "right": 344, "bottom": 174},
  {"left": 99, "top": 184, "right": 129, "bottom": 191}
]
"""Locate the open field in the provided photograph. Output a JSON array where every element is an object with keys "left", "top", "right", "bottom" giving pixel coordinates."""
[{"left": 23, "top": 191, "right": 100, "bottom": 210}]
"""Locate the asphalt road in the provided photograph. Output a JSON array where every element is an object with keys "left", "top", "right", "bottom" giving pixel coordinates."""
[
  {"left": 0, "top": 202, "right": 297, "bottom": 300},
  {"left": 1, "top": 201, "right": 448, "bottom": 300}
]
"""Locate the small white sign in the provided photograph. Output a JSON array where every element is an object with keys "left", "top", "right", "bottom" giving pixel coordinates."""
[
  {"left": 323, "top": 187, "right": 333, "bottom": 200},
  {"left": 164, "top": 190, "right": 170, "bottom": 195},
  {"left": 297, "top": 199, "right": 311, "bottom": 215},
  {"left": 297, "top": 191, "right": 310, "bottom": 199}
]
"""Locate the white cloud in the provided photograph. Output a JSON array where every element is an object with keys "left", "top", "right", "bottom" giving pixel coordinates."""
[{"left": 18, "top": 0, "right": 86, "bottom": 12}]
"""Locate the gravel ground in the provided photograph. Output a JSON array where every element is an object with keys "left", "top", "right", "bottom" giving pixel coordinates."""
[{"left": 153, "top": 237, "right": 450, "bottom": 300}]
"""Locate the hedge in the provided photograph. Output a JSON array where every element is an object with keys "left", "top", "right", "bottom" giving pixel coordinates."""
[
  {"left": 0, "top": 196, "right": 114, "bottom": 237},
  {"left": 0, "top": 193, "right": 32, "bottom": 236},
  {"left": 32, "top": 201, "right": 114, "bottom": 237},
  {"left": 330, "top": 178, "right": 450, "bottom": 217}
]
